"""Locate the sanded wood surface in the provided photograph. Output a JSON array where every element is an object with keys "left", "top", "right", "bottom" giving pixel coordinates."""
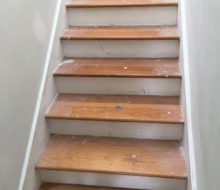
[
  {"left": 67, "top": 0, "right": 178, "bottom": 8},
  {"left": 54, "top": 58, "right": 180, "bottom": 78},
  {"left": 61, "top": 26, "right": 179, "bottom": 40},
  {"left": 46, "top": 94, "right": 183, "bottom": 124},
  {"left": 36, "top": 135, "right": 186, "bottom": 179},
  {"left": 40, "top": 183, "right": 138, "bottom": 190}
]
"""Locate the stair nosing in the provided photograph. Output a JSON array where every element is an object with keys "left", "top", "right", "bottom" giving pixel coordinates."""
[
  {"left": 66, "top": 0, "right": 178, "bottom": 8},
  {"left": 61, "top": 26, "right": 179, "bottom": 40},
  {"left": 54, "top": 74, "right": 181, "bottom": 78},
  {"left": 46, "top": 115, "right": 184, "bottom": 124},
  {"left": 61, "top": 36, "right": 179, "bottom": 41}
]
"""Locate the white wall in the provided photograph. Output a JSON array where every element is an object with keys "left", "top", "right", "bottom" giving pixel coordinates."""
[
  {"left": 0, "top": 1, "right": 58, "bottom": 189},
  {"left": 181, "top": 0, "right": 220, "bottom": 189}
]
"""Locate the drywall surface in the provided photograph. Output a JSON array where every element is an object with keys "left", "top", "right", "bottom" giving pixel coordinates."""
[
  {"left": 0, "top": 1, "right": 58, "bottom": 189},
  {"left": 22, "top": 1, "right": 69, "bottom": 189},
  {"left": 182, "top": 0, "right": 220, "bottom": 189}
]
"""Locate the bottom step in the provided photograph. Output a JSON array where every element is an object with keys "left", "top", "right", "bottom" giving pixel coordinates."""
[
  {"left": 40, "top": 183, "right": 137, "bottom": 190},
  {"left": 36, "top": 135, "right": 186, "bottom": 190}
]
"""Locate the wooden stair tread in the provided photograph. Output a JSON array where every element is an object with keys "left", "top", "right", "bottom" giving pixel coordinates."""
[
  {"left": 54, "top": 58, "right": 181, "bottom": 78},
  {"left": 67, "top": 0, "right": 178, "bottom": 8},
  {"left": 46, "top": 94, "right": 183, "bottom": 124},
  {"left": 36, "top": 135, "right": 186, "bottom": 179},
  {"left": 40, "top": 183, "right": 138, "bottom": 190},
  {"left": 61, "top": 26, "right": 179, "bottom": 40}
]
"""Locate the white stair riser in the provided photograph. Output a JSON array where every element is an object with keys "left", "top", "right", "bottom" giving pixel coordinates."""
[
  {"left": 62, "top": 40, "right": 179, "bottom": 58},
  {"left": 67, "top": 6, "right": 177, "bottom": 26},
  {"left": 55, "top": 77, "right": 181, "bottom": 95},
  {"left": 48, "top": 119, "right": 183, "bottom": 140},
  {"left": 39, "top": 170, "right": 186, "bottom": 190}
]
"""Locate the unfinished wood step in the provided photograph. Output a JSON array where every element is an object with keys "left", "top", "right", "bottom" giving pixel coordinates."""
[
  {"left": 36, "top": 135, "right": 186, "bottom": 179},
  {"left": 66, "top": 0, "right": 178, "bottom": 8},
  {"left": 54, "top": 59, "right": 181, "bottom": 95},
  {"left": 40, "top": 183, "right": 139, "bottom": 190},
  {"left": 54, "top": 58, "right": 180, "bottom": 78},
  {"left": 46, "top": 94, "right": 183, "bottom": 124},
  {"left": 61, "top": 26, "right": 179, "bottom": 40}
]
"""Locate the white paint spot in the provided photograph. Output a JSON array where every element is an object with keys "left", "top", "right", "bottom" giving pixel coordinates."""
[
  {"left": 124, "top": 67, "right": 128, "bottom": 70},
  {"left": 75, "top": 113, "right": 80, "bottom": 118},
  {"left": 82, "top": 139, "right": 87, "bottom": 144},
  {"left": 63, "top": 60, "right": 74, "bottom": 64},
  {"left": 168, "top": 112, "right": 171, "bottom": 115},
  {"left": 132, "top": 154, "right": 137, "bottom": 159}
]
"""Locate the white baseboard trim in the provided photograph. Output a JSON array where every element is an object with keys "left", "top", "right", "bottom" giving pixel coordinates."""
[
  {"left": 179, "top": 1, "right": 198, "bottom": 190},
  {"left": 18, "top": 0, "right": 62, "bottom": 189}
]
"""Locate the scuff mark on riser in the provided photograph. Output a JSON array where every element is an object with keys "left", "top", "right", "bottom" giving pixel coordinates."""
[
  {"left": 55, "top": 77, "right": 181, "bottom": 96},
  {"left": 62, "top": 40, "right": 179, "bottom": 58},
  {"left": 48, "top": 119, "right": 183, "bottom": 140},
  {"left": 67, "top": 6, "right": 177, "bottom": 26}
]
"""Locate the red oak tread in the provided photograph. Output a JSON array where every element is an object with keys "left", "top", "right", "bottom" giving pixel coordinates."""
[
  {"left": 40, "top": 183, "right": 139, "bottom": 190},
  {"left": 61, "top": 26, "right": 179, "bottom": 40},
  {"left": 54, "top": 58, "right": 181, "bottom": 78},
  {"left": 46, "top": 94, "right": 183, "bottom": 124},
  {"left": 67, "top": 0, "right": 178, "bottom": 8},
  {"left": 36, "top": 135, "right": 186, "bottom": 179}
]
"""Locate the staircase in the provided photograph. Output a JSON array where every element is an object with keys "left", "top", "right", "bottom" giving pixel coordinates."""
[{"left": 36, "top": 0, "right": 187, "bottom": 190}]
